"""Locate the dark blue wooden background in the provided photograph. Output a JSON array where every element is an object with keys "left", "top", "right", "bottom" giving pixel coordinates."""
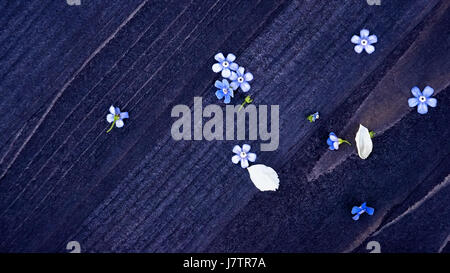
[{"left": 0, "top": 0, "right": 449, "bottom": 252}]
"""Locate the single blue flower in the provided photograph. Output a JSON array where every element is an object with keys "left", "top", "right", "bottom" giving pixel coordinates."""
[
  {"left": 307, "top": 112, "right": 319, "bottom": 122},
  {"left": 351, "top": 202, "right": 374, "bottom": 221},
  {"left": 215, "top": 79, "right": 234, "bottom": 104},
  {"left": 212, "top": 52, "right": 239, "bottom": 78},
  {"left": 231, "top": 144, "right": 256, "bottom": 169},
  {"left": 327, "top": 132, "right": 351, "bottom": 150},
  {"left": 408, "top": 86, "right": 437, "bottom": 115},
  {"left": 351, "top": 29, "right": 377, "bottom": 54},
  {"left": 230, "top": 66, "right": 253, "bottom": 92},
  {"left": 106, "top": 105, "right": 129, "bottom": 133}
]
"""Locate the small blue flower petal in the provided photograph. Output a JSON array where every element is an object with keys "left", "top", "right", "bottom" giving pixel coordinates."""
[
  {"left": 242, "top": 144, "right": 251, "bottom": 153},
  {"left": 212, "top": 63, "right": 222, "bottom": 73},
  {"left": 240, "top": 158, "right": 249, "bottom": 168},
  {"left": 231, "top": 155, "right": 240, "bottom": 164},
  {"left": 232, "top": 145, "right": 242, "bottom": 154},
  {"left": 411, "top": 86, "right": 422, "bottom": 97},
  {"left": 247, "top": 152, "right": 256, "bottom": 162},
  {"left": 229, "top": 63, "right": 239, "bottom": 71},
  {"left": 240, "top": 82, "right": 251, "bottom": 92},
  {"left": 360, "top": 29, "right": 369, "bottom": 38},
  {"left": 226, "top": 53, "right": 236, "bottom": 62},
  {"left": 427, "top": 97, "right": 437, "bottom": 107},
  {"left": 221, "top": 68, "right": 231, "bottom": 78},
  {"left": 214, "top": 52, "right": 225, "bottom": 62},
  {"left": 422, "top": 86, "right": 434, "bottom": 97},
  {"left": 408, "top": 97, "right": 419, "bottom": 108},
  {"left": 368, "top": 35, "right": 377, "bottom": 44},
  {"left": 351, "top": 206, "right": 361, "bottom": 214},
  {"left": 244, "top": 72, "right": 253, "bottom": 82},
  {"left": 365, "top": 207, "right": 375, "bottom": 215},
  {"left": 417, "top": 102, "right": 428, "bottom": 114},
  {"left": 214, "top": 80, "right": 223, "bottom": 89},
  {"left": 216, "top": 90, "right": 224, "bottom": 100},
  {"left": 120, "top": 112, "right": 129, "bottom": 119},
  {"left": 230, "top": 81, "right": 239, "bottom": 90}
]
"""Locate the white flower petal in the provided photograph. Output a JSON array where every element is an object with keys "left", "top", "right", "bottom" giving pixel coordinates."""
[
  {"left": 242, "top": 144, "right": 251, "bottom": 153},
  {"left": 221, "top": 68, "right": 231, "bottom": 78},
  {"left": 232, "top": 155, "right": 241, "bottom": 164},
  {"left": 212, "top": 63, "right": 222, "bottom": 73},
  {"left": 214, "top": 52, "right": 225, "bottom": 62},
  {"left": 368, "top": 35, "right": 377, "bottom": 44},
  {"left": 360, "top": 29, "right": 370, "bottom": 38},
  {"left": 351, "top": 35, "right": 361, "bottom": 44},
  {"left": 115, "top": 119, "right": 124, "bottom": 128},
  {"left": 354, "top": 45, "right": 363, "bottom": 54},
  {"left": 107, "top": 114, "right": 115, "bottom": 123},
  {"left": 232, "top": 145, "right": 242, "bottom": 154},
  {"left": 229, "top": 71, "right": 238, "bottom": 81},
  {"left": 247, "top": 153, "right": 256, "bottom": 162},
  {"left": 244, "top": 72, "right": 253, "bottom": 82},
  {"left": 365, "top": 44, "right": 375, "bottom": 54},
  {"left": 226, "top": 53, "right": 236, "bottom": 62},
  {"left": 237, "top": 66, "right": 245, "bottom": 75},
  {"left": 329, "top": 134, "right": 338, "bottom": 142},
  {"left": 240, "top": 82, "right": 250, "bottom": 92},
  {"left": 247, "top": 164, "right": 279, "bottom": 191},
  {"left": 355, "top": 124, "right": 373, "bottom": 160},
  {"left": 333, "top": 142, "right": 339, "bottom": 150},
  {"left": 109, "top": 105, "right": 116, "bottom": 114},
  {"left": 240, "top": 158, "right": 249, "bottom": 169}
]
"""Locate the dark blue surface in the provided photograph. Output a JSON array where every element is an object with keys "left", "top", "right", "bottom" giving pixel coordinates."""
[{"left": 0, "top": 0, "right": 449, "bottom": 252}]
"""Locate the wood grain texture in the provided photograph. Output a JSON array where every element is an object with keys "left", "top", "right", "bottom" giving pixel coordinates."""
[{"left": 0, "top": 0, "right": 448, "bottom": 252}]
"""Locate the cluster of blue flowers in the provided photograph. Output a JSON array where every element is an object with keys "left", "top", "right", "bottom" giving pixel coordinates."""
[{"left": 212, "top": 53, "right": 254, "bottom": 104}]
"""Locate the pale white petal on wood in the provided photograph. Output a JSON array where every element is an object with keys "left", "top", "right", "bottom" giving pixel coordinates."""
[
  {"left": 355, "top": 124, "right": 373, "bottom": 159},
  {"left": 247, "top": 164, "right": 279, "bottom": 191}
]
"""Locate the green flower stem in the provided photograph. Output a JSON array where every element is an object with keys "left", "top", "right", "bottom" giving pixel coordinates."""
[
  {"left": 238, "top": 95, "right": 253, "bottom": 112},
  {"left": 339, "top": 139, "right": 351, "bottom": 145},
  {"left": 307, "top": 115, "right": 314, "bottom": 122},
  {"left": 106, "top": 115, "right": 119, "bottom": 133},
  {"left": 369, "top": 131, "right": 375, "bottom": 138}
]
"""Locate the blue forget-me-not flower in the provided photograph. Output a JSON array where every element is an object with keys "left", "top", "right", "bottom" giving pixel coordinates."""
[
  {"left": 215, "top": 79, "right": 234, "bottom": 104},
  {"left": 230, "top": 66, "right": 253, "bottom": 92},
  {"left": 327, "top": 132, "right": 351, "bottom": 150},
  {"left": 212, "top": 52, "right": 238, "bottom": 78},
  {"left": 351, "top": 202, "right": 374, "bottom": 221},
  {"left": 351, "top": 29, "right": 377, "bottom": 54},
  {"left": 408, "top": 86, "right": 437, "bottom": 115},
  {"left": 106, "top": 105, "right": 129, "bottom": 133},
  {"left": 232, "top": 144, "right": 257, "bottom": 169}
]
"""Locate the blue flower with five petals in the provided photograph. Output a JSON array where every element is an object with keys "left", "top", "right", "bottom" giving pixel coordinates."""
[
  {"left": 230, "top": 66, "right": 253, "bottom": 92},
  {"left": 351, "top": 29, "right": 377, "bottom": 54},
  {"left": 231, "top": 144, "right": 256, "bottom": 169},
  {"left": 215, "top": 79, "right": 234, "bottom": 104},
  {"left": 408, "top": 86, "right": 437, "bottom": 115},
  {"left": 212, "top": 53, "right": 238, "bottom": 78}
]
